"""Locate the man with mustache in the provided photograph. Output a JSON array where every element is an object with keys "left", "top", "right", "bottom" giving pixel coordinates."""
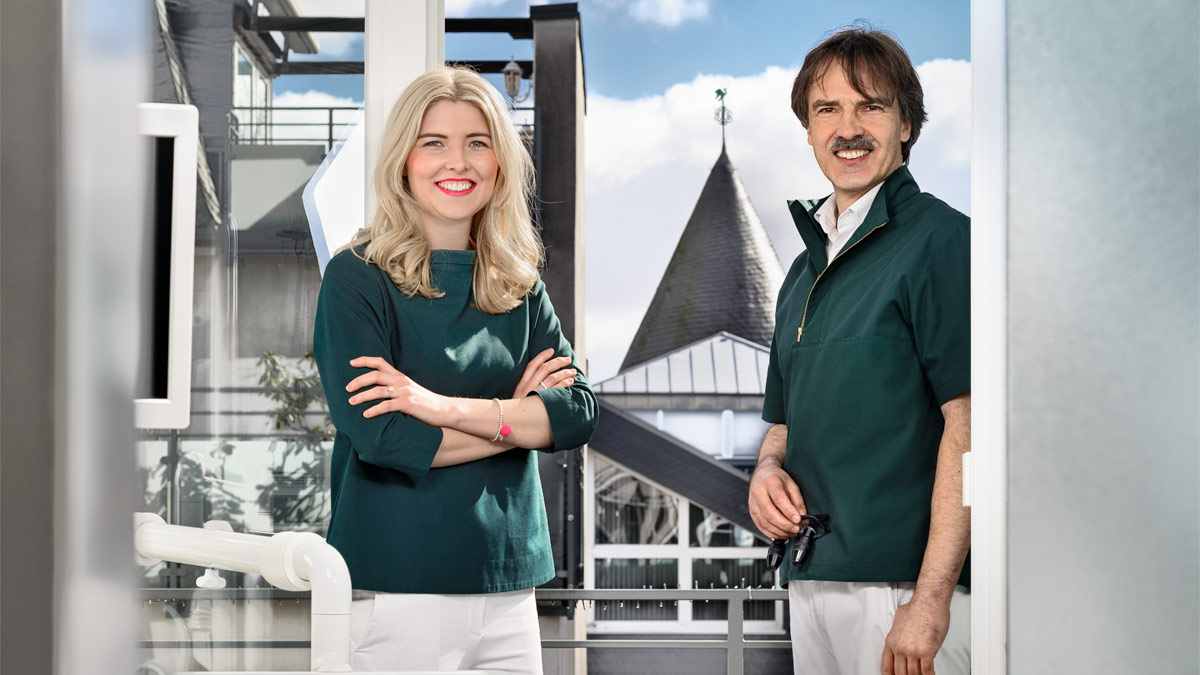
[{"left": 748, "top": 26, "right": 971, "bottom": 675}]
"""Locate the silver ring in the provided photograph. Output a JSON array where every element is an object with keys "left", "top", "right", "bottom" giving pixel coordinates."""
[
  {"left": 539, "top": 380, "right": 547, "bottom": 389},
  {"left": 387, "top": 385, "right": 395, "bottom": 397}
]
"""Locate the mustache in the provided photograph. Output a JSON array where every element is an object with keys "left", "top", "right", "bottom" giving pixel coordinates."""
[{"left": 829, "top": 135, "right": 876, "bottom": 152}]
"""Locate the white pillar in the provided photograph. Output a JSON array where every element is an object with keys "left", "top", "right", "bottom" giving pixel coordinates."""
[
  {"left": 970, "top": 0, "right": 1007, "bottom": 672},
  {"left": 364, "top": 0, "right": 444, "bottom": 217}
]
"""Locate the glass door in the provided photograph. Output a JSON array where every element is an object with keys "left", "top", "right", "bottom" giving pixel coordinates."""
[
  {"left": 133, "top": 3, "right": 565, "bottom": 672},
  {"left": 137, "top": 2, "right": 366, "bottom": 672}
]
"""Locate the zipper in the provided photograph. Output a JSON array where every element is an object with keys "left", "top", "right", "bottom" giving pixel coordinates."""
[{"left": 796, "top": 221, "right": 888, "bottom": 342}]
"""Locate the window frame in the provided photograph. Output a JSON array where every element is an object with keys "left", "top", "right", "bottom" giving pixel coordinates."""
[{"left": 586, "top": 456, "right": 784, "bottom": 635}]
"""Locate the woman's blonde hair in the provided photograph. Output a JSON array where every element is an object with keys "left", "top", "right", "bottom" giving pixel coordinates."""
[{"left": 345, "top": 66, "right": 542, "bottom": 314}]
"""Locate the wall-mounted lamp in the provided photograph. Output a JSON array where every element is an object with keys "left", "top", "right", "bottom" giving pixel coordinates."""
[{"left": 502, "top": 57, "right": 532, "bottom": 106}]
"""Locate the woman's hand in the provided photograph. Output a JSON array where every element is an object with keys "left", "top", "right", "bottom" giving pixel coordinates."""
[
  {"left": 346, "top": 356, "right": 451, "bottom": 426},
  {"left": 512, "top": 348, "right": 577, "bottom": 399}
]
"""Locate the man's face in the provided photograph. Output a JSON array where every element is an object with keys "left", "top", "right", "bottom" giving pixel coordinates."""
[{"left": 806, "top": 60, "right": 911, "bottom": 212}]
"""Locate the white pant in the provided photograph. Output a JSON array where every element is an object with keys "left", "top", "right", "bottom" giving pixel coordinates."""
[
  {"left": 349, "top": 588, "right": 543, "bottom": 674},
  {"left": 788, "top": 581, "right": 970, "bottom": 675}
]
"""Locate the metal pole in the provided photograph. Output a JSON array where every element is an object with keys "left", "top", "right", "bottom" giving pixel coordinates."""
[
  {"left": 726, "top": 595, "right": 744, "bottom": 675},
  {"left": 166, "top": 429, "right": 181, "bottom": 525},
  {"left": 327, "top": 107, "right": 334, "bottom": 153},
  {"left": 533, "top": 106, "right": 543, "bottom": 204}
]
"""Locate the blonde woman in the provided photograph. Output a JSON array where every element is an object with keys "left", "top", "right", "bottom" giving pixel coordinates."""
[{"left": 312, "top": 67, "right": 597, "bottom": 673}]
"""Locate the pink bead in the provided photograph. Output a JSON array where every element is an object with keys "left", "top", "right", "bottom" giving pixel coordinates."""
[{"left": 500, "top": 425, "right": 512, "bottom": 437}]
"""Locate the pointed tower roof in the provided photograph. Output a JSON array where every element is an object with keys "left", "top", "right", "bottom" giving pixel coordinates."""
[{"left": 620, "top": 149, "right": 785, "bottom": 371}]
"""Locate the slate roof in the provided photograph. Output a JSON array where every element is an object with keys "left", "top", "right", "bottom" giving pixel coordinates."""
[{"left": 620, "top": 148, "right": 785, "bottom": 371}]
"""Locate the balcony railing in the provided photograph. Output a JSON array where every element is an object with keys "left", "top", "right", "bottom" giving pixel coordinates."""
[
  {"left": 540, "top": 588, "right": 790, "bottom": 674},
  {"left": 230, "top": 106, "right": 360, "bottom": 152},
  {"left": 137, "top": 382, "right": 790, "bottom": 673},
  {"left": 228, "top": 105, "right": 539, "bottom": 161},
  {"left": 138, "top": 587, "right": 790, "bottom": 675}
]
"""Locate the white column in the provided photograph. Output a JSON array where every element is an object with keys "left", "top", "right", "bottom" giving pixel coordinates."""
[
  {"left": 676, "top": 495, "right": 692, "bottom": 626},
  {"left": 54, "top": 1, "right": 149, "bottom": 673},
  {"left": 970, "top": 0, "right": 1007, "bottom": 671},
  {"left": 364, "top": 0, "right": 444, "bottom": 217}
]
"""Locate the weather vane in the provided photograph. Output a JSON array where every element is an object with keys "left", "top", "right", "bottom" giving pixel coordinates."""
[{"left": 714, "top": 88, "right": 732, "bottom": 148}]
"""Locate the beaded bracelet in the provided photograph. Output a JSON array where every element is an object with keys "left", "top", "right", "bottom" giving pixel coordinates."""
[{"left": 491, "top": 398, "right": 512, "bottom": 442}]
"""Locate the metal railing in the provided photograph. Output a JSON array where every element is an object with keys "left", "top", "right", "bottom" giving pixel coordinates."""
[
  {"left": 137, "top": 384, "right": 790, "bottom": 673},
  {"left": 228, "top": 105, "right": 539, "bottom": 160},
  {"left": 539, "top": 588, "right": 790, "bottom": 675},
  {"left": 137, "top": 587, "right": 789, "bottom": 675},
  {"left": 230, "top": 106, "right": 360, "bottom": 151}
]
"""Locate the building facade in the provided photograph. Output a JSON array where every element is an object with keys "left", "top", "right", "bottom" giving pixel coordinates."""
[{"left": 585, "top": 147, "right": 794, "bottom": 671}]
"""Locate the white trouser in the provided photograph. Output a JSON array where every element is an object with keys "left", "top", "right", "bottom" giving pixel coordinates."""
[
  {"left": 349, "top": 588, "right": 543, "bottom": 674},
  {"left": 788, "top": 581, "right": 970, "bottom": 675}
]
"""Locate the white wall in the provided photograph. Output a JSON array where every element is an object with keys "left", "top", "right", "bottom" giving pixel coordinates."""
[
  {"left": 1005, "top": 0, "right": 1199, "bottom": 671},
  {"left": 629, "top": 409, "right": 771, "bottom": 458}
]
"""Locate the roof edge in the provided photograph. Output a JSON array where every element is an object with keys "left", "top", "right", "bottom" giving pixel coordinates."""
[{"left": 589, "top": 399, "right": 767, "bottom": 542}]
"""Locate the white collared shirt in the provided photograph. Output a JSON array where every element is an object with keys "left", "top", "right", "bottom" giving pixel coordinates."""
[{"left": 812, "top": 182, "right": 885, "bottom": 261}]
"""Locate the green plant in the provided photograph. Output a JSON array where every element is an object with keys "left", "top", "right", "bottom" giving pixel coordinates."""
[
  {"left": 137, "top": 441, "right": 247, "bottom": 530},
  {"left": 254, "top": 351, "right": 334, "bottom": 533}
]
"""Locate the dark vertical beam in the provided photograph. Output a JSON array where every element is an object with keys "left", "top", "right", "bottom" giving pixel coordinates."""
[
  {"left": 532, "top": 7, "right": 587, "bottom": 579},
  {"left": 531, "top": 3, "right": 585, "bottom": 352},
  {"left": 0, "top": 2, "right": 61, "bottom": 673},
  {"left": 532, "top": 11, "right": 588, "bottom": 672}
]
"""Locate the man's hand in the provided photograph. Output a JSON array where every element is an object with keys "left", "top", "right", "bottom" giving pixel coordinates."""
[
  {"left": 881, "top": 392, "right": 970, "bottom": 674},
  {"left": 748, "top": 459, "right": 805, "bottom": 540},
  {"left": 881, "top": 597, "right": 950, "bottom": 675}
]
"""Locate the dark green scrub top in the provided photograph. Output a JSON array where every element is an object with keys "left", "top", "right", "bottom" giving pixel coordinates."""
[
  {"left": 763, "top": 166, "right": 970, "bottom": 587},
  {"left": 313, "top": 248, "right": 597, "bottom": 594}
]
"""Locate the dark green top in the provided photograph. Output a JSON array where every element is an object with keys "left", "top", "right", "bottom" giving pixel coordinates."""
[
  {"left": 763, "top": 166, "right": 971, "bottom": 587},
  {"left": 313, "top": 248, "right": 597, "bottom": 594}
]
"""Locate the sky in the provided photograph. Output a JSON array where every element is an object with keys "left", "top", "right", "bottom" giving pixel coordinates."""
[{"left": 282, "top": 0, "right": 971, "bottom": 381}]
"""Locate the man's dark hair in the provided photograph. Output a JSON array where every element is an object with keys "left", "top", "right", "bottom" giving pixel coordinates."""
[{"left": 790, "top": 24, "right": 927, "bottom": 164}]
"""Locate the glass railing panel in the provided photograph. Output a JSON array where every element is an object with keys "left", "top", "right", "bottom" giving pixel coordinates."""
[{"left": 139, "top": 591, "right": 311, "bottom": 673}]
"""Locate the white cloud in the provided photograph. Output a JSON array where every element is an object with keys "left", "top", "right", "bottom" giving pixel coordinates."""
[
  {"left": 276, "top": 1, "right": 365, "bottom": 58},
  {"left": 584, "top": 60, "right": 971, "bottom": 381},
  {"left": 311, "top": 33, "right": 363, "bottom": 59},
  {"left": 629, "top": 0, "right": 709, "bottom": 26},
  {"left": 584, "top": 306, "right": 647, "bottom": 382},
  {"left": 592, "top": 0, "right": 709, "bottom": 26},
  {"left": 274, "top": 90, "right": 362, "bottom": 108},
  {"left": 445, "top": 0, "right": 510, "bottom": 16},
  {"left": 291, "top": 0, "right": 364, "bottom": 15},
  {"left": 291, "top": 0, "right": 508, "bottom": 20},
  {"left": 290, "top": 0, "right": 513, "bottom": 27},
  {"left": 909, "top": 59, "right": 972, "bottom": 208},
  {"left": 269, "top": 90, "right": 363, "bottom": 143}
]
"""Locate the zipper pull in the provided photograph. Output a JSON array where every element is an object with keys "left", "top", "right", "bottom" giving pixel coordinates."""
[{"left": 797, "top": 326, "right": 803, "bottom": 342}]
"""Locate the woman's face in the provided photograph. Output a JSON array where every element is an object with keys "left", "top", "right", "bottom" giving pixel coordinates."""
[{"left": 404, "top": 99, "right": 500, "bottom": 248}]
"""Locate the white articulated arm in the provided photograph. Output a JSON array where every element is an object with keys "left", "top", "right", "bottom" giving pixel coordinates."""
[{"left": 133, "top": 513, "right": 353, "bottom": 673}]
